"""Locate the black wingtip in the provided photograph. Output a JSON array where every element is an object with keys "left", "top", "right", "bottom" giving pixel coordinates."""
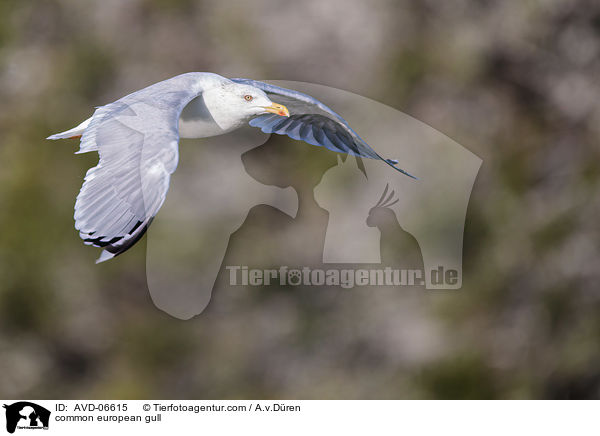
[{"left": 385, "top": 159, "right": 418, "bottom": 180}]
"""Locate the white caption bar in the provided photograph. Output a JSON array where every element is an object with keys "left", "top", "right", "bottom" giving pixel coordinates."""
[{"left": 0, "top": 400, "right": 597, "bottom": 435}]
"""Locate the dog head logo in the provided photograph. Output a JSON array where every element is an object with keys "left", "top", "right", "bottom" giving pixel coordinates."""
[{"left": 3, "top": 402, "right": 50, "bottom": 434}]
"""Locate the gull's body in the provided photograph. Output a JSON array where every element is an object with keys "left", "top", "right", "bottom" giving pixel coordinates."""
[{"left": 48, "top": 72, "right": 414, "bottom": 262}]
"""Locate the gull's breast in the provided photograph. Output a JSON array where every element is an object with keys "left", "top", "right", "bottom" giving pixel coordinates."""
[{"left": 179, "top": 95, "right": 227, "bottom": 138}]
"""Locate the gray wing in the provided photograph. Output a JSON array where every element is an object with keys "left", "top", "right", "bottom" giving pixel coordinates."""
[
  {"left": 231, "top": 78, "right": 416, "bottom": 179},
  {"left": 73, "top": 73, "right": 215, "bottom": 263}
]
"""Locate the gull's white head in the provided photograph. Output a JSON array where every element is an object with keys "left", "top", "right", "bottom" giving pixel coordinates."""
[{"left": 201, "top": 83, "right": 289, "bottom": 132}]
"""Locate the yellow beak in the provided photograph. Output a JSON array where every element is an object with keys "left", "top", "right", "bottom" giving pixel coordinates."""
[{"left": 264, "top": 102, "right": 290, "bottom": 117}]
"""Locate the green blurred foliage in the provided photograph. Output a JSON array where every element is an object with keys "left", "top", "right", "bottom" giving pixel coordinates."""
[{"left": 0, "top": 0, "right": 599, "bottom": 399}]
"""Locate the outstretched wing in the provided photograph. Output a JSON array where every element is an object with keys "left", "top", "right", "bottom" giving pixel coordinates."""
[
  {"left": 231, "top": 78, "right": 417, "bottom": 179},
  {"left": 63, "top": 73, "right": 225, "bottom": 263}
]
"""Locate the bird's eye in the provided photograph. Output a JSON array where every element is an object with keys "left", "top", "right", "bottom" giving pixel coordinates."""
[{"left": 244, "top": 95, "right": 253, "bottom": 101}]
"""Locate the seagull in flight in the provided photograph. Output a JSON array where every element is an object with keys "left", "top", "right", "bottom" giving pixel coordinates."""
[{"left": 48, "top": 72, "right": 416, "bottom": 263}]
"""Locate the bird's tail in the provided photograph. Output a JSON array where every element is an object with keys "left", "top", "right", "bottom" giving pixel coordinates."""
[{"left": 47, "top": 117, "right": 92, "bottom": 140}]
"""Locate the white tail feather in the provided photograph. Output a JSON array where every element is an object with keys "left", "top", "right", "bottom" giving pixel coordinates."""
[{"left": 47, "top": 117, "right": 92, "bottom": 140}]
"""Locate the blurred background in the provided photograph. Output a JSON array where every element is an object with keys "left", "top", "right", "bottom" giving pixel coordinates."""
[{"left": 1, "top": 0, "right": 599, "bottom": 399}]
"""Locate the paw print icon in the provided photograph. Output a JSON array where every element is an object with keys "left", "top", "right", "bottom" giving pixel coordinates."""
[{"left": 287, "top": 270, "right": 302, "bottom": 286}]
